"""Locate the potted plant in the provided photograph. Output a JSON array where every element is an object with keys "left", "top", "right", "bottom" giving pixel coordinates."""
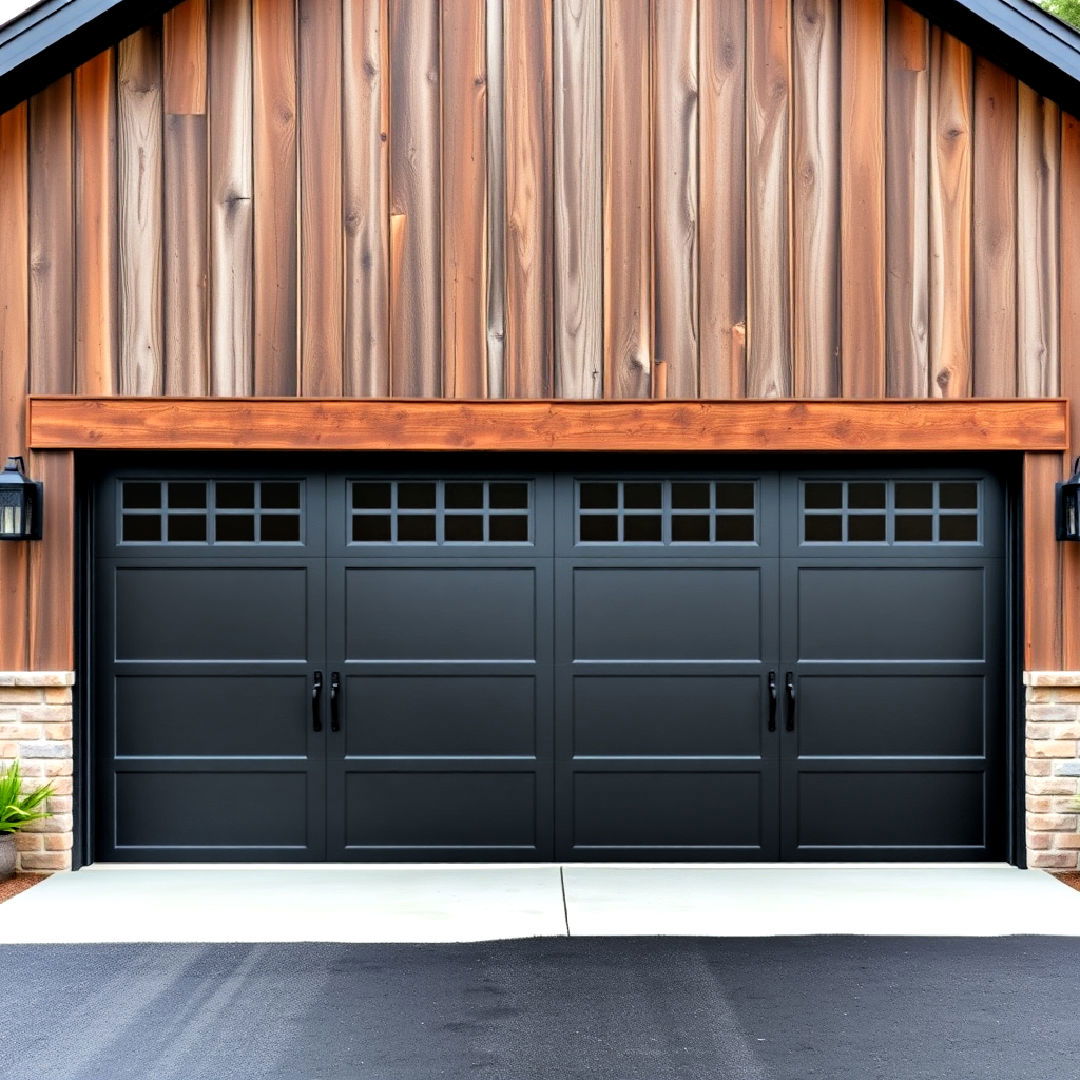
[{"left": 0, "top": 762, "right": 54, "bottom": 881}]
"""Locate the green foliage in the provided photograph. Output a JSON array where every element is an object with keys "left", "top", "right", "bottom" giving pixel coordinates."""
[
  {"left": 1042, "top": 0, "right": 1080, "bottom": 31},
  {"left": 0, "top": 761, "right": 54, "bottom": 834}
]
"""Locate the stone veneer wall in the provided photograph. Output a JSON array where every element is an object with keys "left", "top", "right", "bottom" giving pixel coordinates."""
[
  {"left": 1026, "top": 672, "right": 1080, "bottom": 871},
  {"left": 0, "top": 672, "right": 75, "bottom": 872}
]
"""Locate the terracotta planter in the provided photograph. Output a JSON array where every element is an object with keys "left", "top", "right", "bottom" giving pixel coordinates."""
[{"left": 0, "top": 834, "right": 14, "bottom": 881}]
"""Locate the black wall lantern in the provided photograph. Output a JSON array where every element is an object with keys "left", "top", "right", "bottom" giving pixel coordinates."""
[
  {"left": 0, "top": 457, "right": 43, "bottom": 541},
  {"left": 1057, "top": 457, "right": 1080, "bottom": 541}
]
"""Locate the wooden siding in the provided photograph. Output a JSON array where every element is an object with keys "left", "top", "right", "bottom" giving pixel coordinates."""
[{"left": 0, "top": 0, "right": 1079, "bottom": 668}]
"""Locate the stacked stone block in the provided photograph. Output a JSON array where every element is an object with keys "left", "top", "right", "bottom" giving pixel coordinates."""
[
  {"left": 0, "top": 672, "right": 75, "bottom": 872},
  {"left": 1026, "top": 672, "right": 1080, "bottom": 870}
]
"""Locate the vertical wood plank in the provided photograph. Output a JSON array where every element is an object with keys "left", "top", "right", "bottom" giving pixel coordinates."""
[
  {"left": 298, "top": 0, "right": 343, "bottom": 397},
  {"left": 0, "top": 104, "right": 29, "bottom": 670},
  {"left": 29, "top": 77, "right": 74, "bottom": 396},
  {"left": 389, "top": 0, "right": 441, "bottom": 396},
  {"left": 253, "top": 0, "right": 297, "bottom": 396},
  {"left": 603, "top": 0, "right": 652, "bottom": 399},
  {"left": 27, "top": 451, "right": 74, "bottom": 671},
  {"left": 164, "top": 1, "right": 209, "bottom": 396},
  {"left": 1060, "top": 112, "right": 1080, "bottom": 667},
  {"left": 1025, "top": 452, "right": 1063, "bottom": 671},
  {"left": 791, "top": 0, "right": 839, "bottom": 398},
  {"left": 344, "top": 0, "right": 389, "bottom": 397},
  {"left": 209, "top": 0, "right": 254, "bottom": 396},
  {"left": 884, "top": 0, "right": 929, "bottom": 396},
  {"left": 163, "top": 0, "right": 207, "bottom": 114},
  {"left": 485, "top": 0, "right": 506, "bottom": 398},
  {"left": 118, "top": 28, "right": 164, "bottom": 395},
  {"left": 554, "top": 0, "right": 601, "bottom": 399},
  {"left": 929, "top": 29, "right": 973, "bottom": 399},
  {"left": 840, "top": 0, "right": 885, "bottom": 397},
  {"left": 505, "top": 0, "right": 554, "bottom": 398},
  {"left": 441, "top": 0, "right": 487, "bottom": 398},
  {"left": 972, "top": 59, "right": 1017, "bottom": 398},
  {"left": 1018, "top": 85, "right": 1060, "bottom": 399},
  {"left": 746, "top": 0, "right": 791, "bottom": 399},
  {"left": 75, "top": 52, "right": 118, "bottom": 395},
  {"left": 699, "top": 0, "right": 746, "bottom": 398}
]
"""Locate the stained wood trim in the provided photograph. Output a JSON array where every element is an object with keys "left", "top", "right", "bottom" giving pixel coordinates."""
[
  {"left": 27, "top": 398, "right": 1068, "bottom": 453},
  {"left": 1024, "top": 451, "right": 1064, "bottom": 670}
]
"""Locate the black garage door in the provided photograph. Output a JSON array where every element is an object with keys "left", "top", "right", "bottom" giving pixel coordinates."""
[{"left": 93, "top": 460, "right": 1006, "bottom": 862}]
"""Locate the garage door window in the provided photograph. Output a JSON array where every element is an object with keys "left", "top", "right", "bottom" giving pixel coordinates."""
[
  {"left": 349, "top": 479, "right": 531, "bottom": 544},
  {"left": 120, "top": 480, "right": 302, "bottom": 544},
  {"left": 576, "top": 479, "right": 757, "bottom": 544},
  {"left": 801, "top": 479, "right": 980, "bottom": 545}
]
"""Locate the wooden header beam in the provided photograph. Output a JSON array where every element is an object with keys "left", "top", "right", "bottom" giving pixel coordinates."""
[{"left": 27, "top": 397, "right": 1069, "bottom": 452}]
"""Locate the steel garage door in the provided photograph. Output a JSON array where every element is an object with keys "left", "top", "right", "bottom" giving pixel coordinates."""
[{"left": 94, "top": 461, "right": 1005, "bottom": 862}]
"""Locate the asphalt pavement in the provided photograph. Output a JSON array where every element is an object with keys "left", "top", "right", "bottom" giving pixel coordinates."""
[{"left": 4, "top": 936, "right": 1078, "bottom": 1079}]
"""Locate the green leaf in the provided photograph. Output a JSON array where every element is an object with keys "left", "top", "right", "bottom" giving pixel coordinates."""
[{"left": 0, "top": 761, "right": 55, "bottom": 833}]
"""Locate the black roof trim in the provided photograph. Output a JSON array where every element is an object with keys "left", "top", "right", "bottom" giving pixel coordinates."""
[
  {"left": 902, "top": 0, "right": 1080, "bottom": 110},
  {"left": 0, "top": 0, "right": 182, "bottom": 114},
  {"left": 0, "top": 0, "right": 1078, "bottom": 116}
]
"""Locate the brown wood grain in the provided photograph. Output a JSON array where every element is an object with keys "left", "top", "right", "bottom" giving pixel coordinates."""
[
  {"left": 75, "top": 52, "right": 117, "bottom": 396},
  {"left": 1018, "top": 85, "right": 1061, "bottom": 399},
  {"left": 117, "top": 28, "right": 164, "bottom": 396},
  {"left": 390, "top": 0, "right": 441, "bottom": 396},
  {"left": 929, "top": 29, "right": 973, "bottom": 399},
  {"left": 792, "top": 0, "right": 839, "bottom": 398},
  {"left": 603, "top": 0, "right": 652, "bottom": 399},
  {"left": 972, "top": 59, "right": 1017, "bottom": 398},
  {"left": 28, "top": 397, "right": 1069, "bottom": 453},
  {"left": 884, "top": 0, "right": 929, "bottom": 397},
  {"left": 0, "top": 103, "right": 30, "bottom": 670},
  {"left": 441, "top": 0, "right": 487, "bottom": 398},
  {"left": 699, "top": 0, "right": 746, "bottom": 398},
  {"left": 1024, "top": 452, "right": 1064, "bottom": 671},
  {"left": 1060, "top": 112, "right": 1080, "bottom": 667},
  {"left": 553, "top": 0, "right": 602, "bottom": 399},
  {"left": 29, "top": 77, "right": 74, "bottom": 396},
  {"left": 505, "top": 0, "right": 554, "bottom": 398},
  {"left": 163, "top": 0, "right": 207, "bottom": 114},
  {"left": 652, "top": 0, "right": 699, "bottom": 398},
  {"left": 298, "top": 0, "right": 342, "bottom": 397},
  {"left": 840, "top": 0, "right": 885, "bottom": 398},
  {"left": 209, "top": 0, "right": 254, "bottom": 396},
  {"left": 344, "top": 0, "right": 389, "bottom": 397},
  {"left": 485, "top": 0, "right": 506, "bottom": 398},
  {"left": 164, "top": 114, "right": 209, "bottom": 395},
  {"left": 27, "top": 450, "right": 74, "bottom": 671},
  {"left": 746, "top": 0, "right": 791, "bottom": 399},
  {"left": 253, "top": 0, "right": 297, "bottom": 396}
]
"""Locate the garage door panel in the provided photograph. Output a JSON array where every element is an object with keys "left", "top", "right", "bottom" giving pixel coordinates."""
[
  {"left": 572, "top": 675, "right": 761, "bottom": 757},
  {"left": 344, "top": 675, "right": 537, "bottom": 757},
  {"left": 114, "top": 675, "right": 309, "bottom": 757},
  {"left": 340, "top": 772, "right": 539, "bottom": 850},
  {"left": 793, "top": 770, "right": 987, "bottom": 852},
  {"left": 114, "top": 771, "right": 311, "bottom": 849},
  {"left": 568, "top": 565, "right": 767, "bottom": 661},
  {"left": 569, "top": 771, "right": 768, "bottom": 850},
  {"left": 796, "top": 565, "right": 988, "bottom": 661},
  {"left": 796, "top": 675, "right": 987, "bottom": 757},
  {"left": 112, "top": 565, "right": 313, "bottom": 661},
  {"left": 343, "top": 566, "right": 539, "bottom": 661}
]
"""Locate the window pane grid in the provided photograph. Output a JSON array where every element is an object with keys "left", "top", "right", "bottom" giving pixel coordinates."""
[
  {"left": 349, "top": 480, "right": 532, "bottom": 545},
  {"left": 576, "top": 480, "right": 757, "bottom": 545},
  {"left": 801, "top": 480, "right": 980, "bottom": 545}
]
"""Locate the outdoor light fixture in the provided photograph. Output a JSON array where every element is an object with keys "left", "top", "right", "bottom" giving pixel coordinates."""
[
  {"left": 1057, "top": 457, "right": 1080, "bottom": 541},
  {"left": 0, "top": 457, "right": 42, "bottom": 541}
]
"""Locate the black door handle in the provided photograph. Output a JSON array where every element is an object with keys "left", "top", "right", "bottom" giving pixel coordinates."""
[
  {"left": 312, "top": 671, "right": 323, "bottom": 733},
  {"left": 767, "top": 671, "right": 778, "bottom": 732},
  {"left": 785, "top": 672, "right": 796, "bottom": 733},
  {"left": 330, "top": 672, "right": 342, "bottom": 733}
]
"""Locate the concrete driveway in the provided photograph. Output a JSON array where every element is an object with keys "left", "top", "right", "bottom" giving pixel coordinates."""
[
  {"left": 3, "top": 935, "right": 1079, "bottom": 1079},
  {"left": 2, "top": 864, "right": 1080, "bottom": 941}
]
